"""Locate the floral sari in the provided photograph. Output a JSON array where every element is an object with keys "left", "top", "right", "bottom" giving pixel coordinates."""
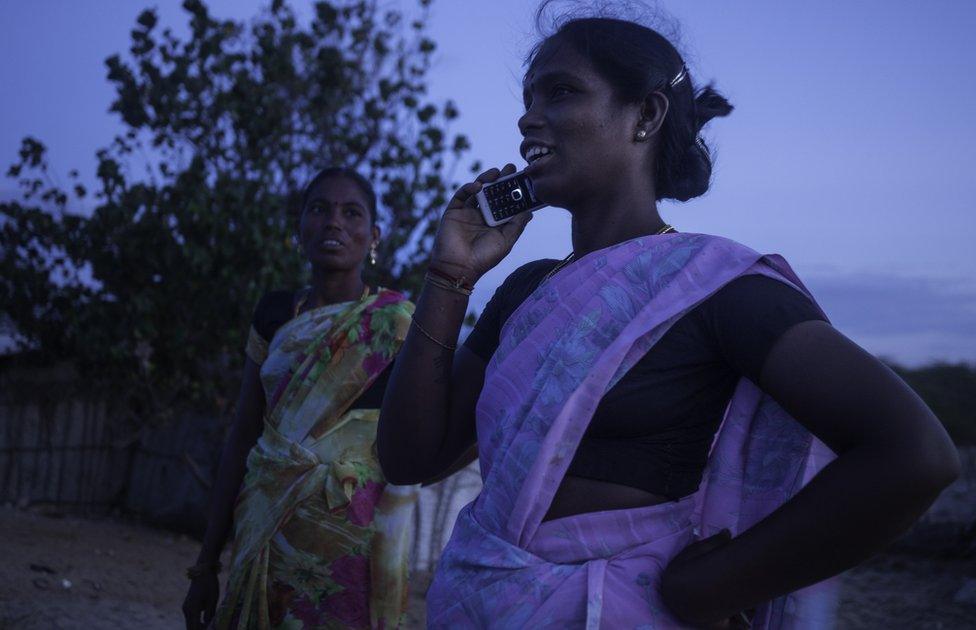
[
  {"left": 427, "top": 234, "right": 839, "bottom": 628},
  {"left": 215, "top": 289, "right": 418, "bottom": 629}
]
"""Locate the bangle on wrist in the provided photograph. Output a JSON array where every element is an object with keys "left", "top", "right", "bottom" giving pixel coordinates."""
[
  {"left": 425, "top": 272, "right": 473, "bottom": 296},
  {"left": 410, "top": 315, "right": 458, "bottom": 351},
  {"left": 427, "top": 265, "right": 475, "bottom": 293},
  {"left": 186, "top": 560, "right": 222, "bottom": 580}
]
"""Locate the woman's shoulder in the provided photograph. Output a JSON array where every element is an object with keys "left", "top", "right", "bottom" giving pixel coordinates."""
[
  {"left": 486, "top": 259, "right": 563, "bottom": 309},
  {"left": 369, "top": 287, "right": 416, "bottom": 323},
  {"left": 705, "top": 274, "right": 815, "bottom": 311},
  {"left": 255, "top": 288, "right": 298, "bottom": 312},
  {"left": 372, "top": 287, "right": 413, "bottom": 308},
  {"left": 671, "top": 232, "right": 762, "bottom": 258},
  {"left": 366, "top": 288, "right": 415, "bottom": 344},
  {"left": 252, "top": 289, "right": 300, "bottom": 341},
  {"left": 689, "top": 273, "right": 826, "bottom": 381},
  {"left": 503, "top": 258, "right": 563, "bottom": 287}
]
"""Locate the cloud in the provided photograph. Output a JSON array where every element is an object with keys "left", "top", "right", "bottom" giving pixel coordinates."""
[{"left": 805, "top": 273, "right": 976, "bottom": 365}]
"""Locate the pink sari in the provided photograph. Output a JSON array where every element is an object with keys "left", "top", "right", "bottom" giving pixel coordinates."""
[{"left": 427, "top": 233, "right": 839, "bottom": 628}]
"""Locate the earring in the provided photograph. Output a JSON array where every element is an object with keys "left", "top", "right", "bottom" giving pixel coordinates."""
[
  {"left": 369, "top": 242, "right": 378, "bottom": 266},
  {"left": 635, "top": 129, "right": 648, "bottom": 141}
]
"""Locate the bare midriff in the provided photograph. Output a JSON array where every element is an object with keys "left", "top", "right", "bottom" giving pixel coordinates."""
[{"left": 542, "top": 475, "right": 672, "bottom": 521}]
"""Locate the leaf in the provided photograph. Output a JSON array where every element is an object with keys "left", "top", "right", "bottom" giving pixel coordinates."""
[
  {"left": 136, "top": 9, "right": 158, "bottom": 30},
  {"left": 2, "top": 0, "right": 468, "bottom": 419},
  {"left": 452, "top": 134, "right": 470, "bottom": 153}
]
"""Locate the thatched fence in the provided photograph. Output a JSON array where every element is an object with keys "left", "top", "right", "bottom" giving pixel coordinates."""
[
  {"left": 0, "top": 361, "right": 480, "bottom": 571},
  {"left": 0, "top": 363, "right": 130, "bottom": 512}
]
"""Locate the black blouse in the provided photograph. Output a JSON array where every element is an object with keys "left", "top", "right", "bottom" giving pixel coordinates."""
[{"left": 464, "top": 260, "right": 825, "bottom": 499}]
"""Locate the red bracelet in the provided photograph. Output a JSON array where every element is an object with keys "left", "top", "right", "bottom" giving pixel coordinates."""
[{"left": 427, "top": 265, "right": 475, "bottom": 292}]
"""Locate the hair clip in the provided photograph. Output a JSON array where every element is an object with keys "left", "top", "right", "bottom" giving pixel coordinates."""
[{"left": 670, "top": 66, "right": 688, "bottom": 88}]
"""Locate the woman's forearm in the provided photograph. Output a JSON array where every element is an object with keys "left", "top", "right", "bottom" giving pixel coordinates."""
[
  {"left": 665, "top": 440, "right": 959, "bottom": 623},
  {"left": 194, "top": 427, "right": 253, "bottom": 564},
  {"left": 379, "top": 282, "right": 471, "bottom": 483}
]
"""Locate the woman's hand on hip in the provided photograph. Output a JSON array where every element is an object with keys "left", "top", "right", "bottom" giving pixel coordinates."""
[
  {"left": 660, "top": 529, "right": 741, "bottom": 627},
  {"left": 430, "top": 164, "right": 534, "bottom": 282}
]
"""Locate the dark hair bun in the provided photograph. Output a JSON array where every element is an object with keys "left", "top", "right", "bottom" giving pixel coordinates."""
[
  {"left": 694, "top": 85, "right": 734, "bottom": 130},
  {"left": 657, "top": 85, "right": 734, "bottom": 202}
]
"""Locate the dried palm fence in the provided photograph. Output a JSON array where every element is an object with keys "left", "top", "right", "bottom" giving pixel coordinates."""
[
  {"left": 0, "top": 397, "right": 129, "bottom": 511},
  {"left": 0, "top": 362, "right": 131, "bottom": 512},
  {"left": 0, "top": 361, "right": 480, "bottom": 571}
]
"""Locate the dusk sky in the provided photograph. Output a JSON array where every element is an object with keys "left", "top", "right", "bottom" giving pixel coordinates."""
[{"left": 2, "top": 1, "right": 974, "bottom": 365}]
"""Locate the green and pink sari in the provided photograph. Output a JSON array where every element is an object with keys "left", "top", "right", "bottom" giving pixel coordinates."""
[
  {"left": 216, "top": 289, "right": 417, "bottom": 629},
  {"left": 428, "top": 234, "right": 840, "bottom": 628}
]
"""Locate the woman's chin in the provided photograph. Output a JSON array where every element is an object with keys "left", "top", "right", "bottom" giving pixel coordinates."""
[
  {"left": 309, "top": 255, "right": 360, "bottom": 274},
  {"left": 528, "top": 170, "right": 560, "bottom": 201},
  {"left": 531, "top": 177, "right": 569, "bottom": 209}
]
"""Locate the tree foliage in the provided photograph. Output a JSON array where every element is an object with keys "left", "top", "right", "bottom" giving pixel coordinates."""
[{"left": 1, "top": 0, "right": 469, "bottom": 420}]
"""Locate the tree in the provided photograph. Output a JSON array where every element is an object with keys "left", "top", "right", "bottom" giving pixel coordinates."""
[{"left": 0, "top": 0, "right": 470, "bottom": 421}]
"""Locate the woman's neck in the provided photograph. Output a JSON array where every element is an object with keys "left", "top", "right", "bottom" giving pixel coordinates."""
[
  {"left": 568, "top": 182, "right": 667, "bottom": 258},
  {"left": 308, "top": 266, "right": 365, "bottom": 308}
]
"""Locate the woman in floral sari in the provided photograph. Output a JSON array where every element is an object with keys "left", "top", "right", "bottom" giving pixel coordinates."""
[
  {"left": 182, "top": 167, "right": 417, "bottom": 629},
  {"left": 377, "top": 8, "right": 959, "bottom": 630}
]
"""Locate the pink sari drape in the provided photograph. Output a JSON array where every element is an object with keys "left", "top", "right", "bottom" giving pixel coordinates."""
[{"left": 427, "top": 234, "right": 839, "bottom": 628}]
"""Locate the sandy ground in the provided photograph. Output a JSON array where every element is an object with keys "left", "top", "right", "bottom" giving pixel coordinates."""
[
  {"left": 1, "top": 506, "right": 974, "bottom": 629},
  {"left": 0, "top": 506, "right": 205, "bottom": 629}
]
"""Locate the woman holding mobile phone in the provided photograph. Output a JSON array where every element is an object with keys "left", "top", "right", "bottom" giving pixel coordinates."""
[
  {"left": 377, "top": 6, "right": 959, "bottom": 629},
  {"left": 182, "top": 168, "right": 418, "bottom": 630}
]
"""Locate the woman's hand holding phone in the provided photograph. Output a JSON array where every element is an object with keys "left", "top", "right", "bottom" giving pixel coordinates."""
[{"left": 430, "top": 164, "right": 534, "bottom": 284}]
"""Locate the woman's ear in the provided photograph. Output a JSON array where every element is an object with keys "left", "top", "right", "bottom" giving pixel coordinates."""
[
  {"left": 371, "top": 224, "right": 381, "bottom": 243},
  {"left": 635, "top": 91, "right": 670, "bottom": 141}
]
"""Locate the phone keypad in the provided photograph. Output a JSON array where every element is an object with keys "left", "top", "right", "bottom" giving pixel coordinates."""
[{"left": 482, "top": 175, "right": 538, "bottom": 221}]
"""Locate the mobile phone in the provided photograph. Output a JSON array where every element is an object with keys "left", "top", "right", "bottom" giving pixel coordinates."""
[{"left": 475, "top": 170, "right": 546, "bottom": 227}]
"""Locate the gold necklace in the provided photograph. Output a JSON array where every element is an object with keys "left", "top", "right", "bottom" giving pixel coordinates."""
[
  {"left": 543, "top": 224, "right": 676, "bottom": 282},
  {"left": 657, "top": 224, "right": 677, "bottom": 235},
  {"left": 542, "top": 252, "right": 576, "bottom": 283}
]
